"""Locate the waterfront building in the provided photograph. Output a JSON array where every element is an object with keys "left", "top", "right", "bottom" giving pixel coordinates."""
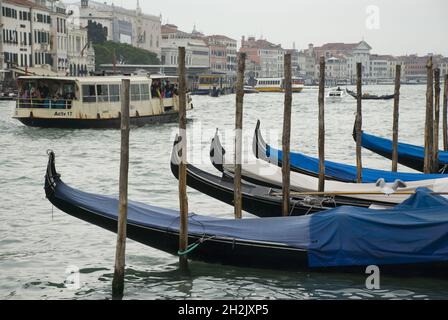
[
  {"left": 0, "top": 0, "right": 52, "bottom": 76},
  {"left": 75, "top": 0, "right": 161, "bottom": 57},
  {"left": 240, "top": 36, "right": 286, "bottom": 78},
  {"left": 369, "top": 54, "right": 398, "bottom": 83},
  {"left": 400, "top": 54, "right": 432, "bottom": 83},
  {"left": 298, "top": 44, "right": 317, "bottom": 84},
  {"left": 161, "top": 24, "right": 209, "bottom": 68},
  {"left": 202, "top": 34, "right": 237, "bottom": 76},
  {"left": 310, "top": 41, "right": 372, "bottom": 83},
  {"left": 67, "top": 19, "right": 95, "bottom": 76},
  {"left": 46, "top": 0, "right": 68, "bottom": 73},
  {"left": 440, "top": 58, "right": 448, "bottom": 78},
  {"left": 286, "top": 47, "right": 300, "bottom": 78}
]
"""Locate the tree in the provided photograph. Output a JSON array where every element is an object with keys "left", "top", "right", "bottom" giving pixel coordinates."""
[
  {"left": 93, "top": 41, "right": 160, "bottom": 68},
  {"left": 87, "top": 21, "right": 108, "bottom": 44}
]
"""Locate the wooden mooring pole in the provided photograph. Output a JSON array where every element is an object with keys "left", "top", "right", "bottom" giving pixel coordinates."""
[
  {"left": 392, "top": 64, "right": 402, "bottom": 172},
  {"left": 112, "top": 78, "right": 130, "bottom": 300},
  {"left": 178, "top": 47, "right": 189, "bottom": 271},
  {"left": 318, "top": 57, "right": 326, "bottom": 192},
  {"left": 444, "top": 74, "right": 448, "bottom": 151},
  {"left": 434, "top": 68, "right": 441, "bottom": 171},
  {"left": 424, "top": 57, "right": 434, "bottom": 174},
  {"left": 355, "top": 63, "right": 363, "bottom": 183},
  {"left": 234, "top": 52, "right": 246, "bottom": 220},
  {"left": 282, "top": 53, "right": 292, "bottom": 216}
]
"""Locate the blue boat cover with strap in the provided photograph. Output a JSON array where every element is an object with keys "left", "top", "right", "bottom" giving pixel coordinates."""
[
  {"left": 265, "top": 142, "right": 446, "bottom": 183},
  {"left": 55, "top": 180, "right": 448, "bottom": 268}
]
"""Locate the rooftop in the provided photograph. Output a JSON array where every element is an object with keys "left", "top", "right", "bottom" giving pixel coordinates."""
[
  {"left": 4, "top": 0, "right": 49, "bottom": 11},
  {"left": 242, "top": 37, "right": 283, "bottom": 50}
]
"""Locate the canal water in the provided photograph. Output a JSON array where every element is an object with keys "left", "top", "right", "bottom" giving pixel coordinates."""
[{"left": 1, "top": 86, "right": 447, "bottom": 300}]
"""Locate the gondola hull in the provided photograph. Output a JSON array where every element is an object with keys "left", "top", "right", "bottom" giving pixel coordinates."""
[
  {"left": 346, "top": 89, "right": 395, "bottom": 100},
  {"left": 44, "top": 152, "right": 448, "bottom": 276}
]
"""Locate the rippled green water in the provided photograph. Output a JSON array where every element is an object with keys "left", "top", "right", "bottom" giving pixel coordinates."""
[{"left": 1, "top": 86, "right": 447, "bottom": 300}]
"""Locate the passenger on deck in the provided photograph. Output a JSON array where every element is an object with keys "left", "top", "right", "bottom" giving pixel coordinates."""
[{"left": 165, "top": 81, "right": 172, "bottom": 98}]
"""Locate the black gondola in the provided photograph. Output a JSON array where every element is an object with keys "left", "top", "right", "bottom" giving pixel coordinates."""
[
  {"left": 209, "top": 132, "right": 398, "bottom": 207},
  {"left": 346, "top": 88, "right": 395, "bottom": 100},
  {"left": 44, "top": 151, "right": 448, "bottom": 276},
  {"left": 170, "top": 137, "right": 376, "bottom": 218}
]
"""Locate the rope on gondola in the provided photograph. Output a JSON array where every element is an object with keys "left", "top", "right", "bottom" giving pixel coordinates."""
[
  {"left": 178, "top": 242, "right": 200, "bottom": 256},
  {"left": 168, "top": 213, "right": 216, "bottom": 256}
]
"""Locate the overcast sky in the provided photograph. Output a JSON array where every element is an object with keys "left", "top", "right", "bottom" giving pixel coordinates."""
[{"left": 68, "top": 0, "right": 448, "bottom": 56}]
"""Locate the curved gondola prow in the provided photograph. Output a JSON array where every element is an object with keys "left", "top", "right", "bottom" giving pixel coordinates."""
[
  {"left": 45, "top": 150, "right": 60, "bottom": 199},
  {"left": 170, "top": 135, "right": 182, "bottom": 179},
  {"left": 210, "top": 129, "right": 225, "bottom": 173},
  {"left": 253, "top": 120, "right": 280, "bottom": 166}
]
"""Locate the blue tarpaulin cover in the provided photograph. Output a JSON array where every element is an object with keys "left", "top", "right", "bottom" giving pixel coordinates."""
[
  {"left": 362, "top": 131, "right": 448, "bottom": 165},
  {"left": 55, "top": 181, "right": 448, "bottom": 268},
  {"left": 265, "top": 143, "right": 445, "bottom": 183}
]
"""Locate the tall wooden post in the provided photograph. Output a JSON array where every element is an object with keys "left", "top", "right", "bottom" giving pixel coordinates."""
[
  {"left": 433, "top": 68, "right": 441, "bottom": 171},
  {"left": 178, "top": 47, "right": 189, "bottom": 270},
  {"left": 318, "top": 57, "right": 326, "bottom": 192},
  {"left": 112, "top": 79, "right": 130, "bottom": 300},
  {"left": 424, "top": 57, "right": 434, "bottom": 174},
  {"left": 234, "top": 52, "right": 246, "bottom": 220},
  {"left": 355, "top": 63, "right": 363, "bottom": 183},
  {"left": 392, "top": 64, "right": 402, "bottom": 172},
  {"left": 282, "top": 54, "right": 292, "bottom": 216},
  {"left": 444, "top": 74, "right": 448, "bottom": 151}
]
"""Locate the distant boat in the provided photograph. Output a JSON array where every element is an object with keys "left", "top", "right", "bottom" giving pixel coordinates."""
[
  {"left": 255, "top": 77, "right": 304, "bottom": 93},
  {"left": 192, "top": 74, "right": 232, "bottom": 97},
  {"left": 346, "top": 88, "right": 395, "bottom": 100},
  {"left": 326, "top": 87, "right": 346, "bottom": 100},
  {"left": 243, "top": 86, "right": 259, "bottom": 94},
  {"left": 0, "top": 92, "right": 17, "bottom": 101}
]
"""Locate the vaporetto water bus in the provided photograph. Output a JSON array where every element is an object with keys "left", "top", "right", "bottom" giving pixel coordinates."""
[
  {"left": 13, "top": 76, "right": 193, "bottom": 129},
  {"left": 255, "top": 77, "right": 305, "bottom": 93}
]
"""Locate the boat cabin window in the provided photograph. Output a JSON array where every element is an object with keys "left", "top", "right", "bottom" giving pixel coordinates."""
[
  {"left": 96, "top": 85, "right": 109, "bottom": 103},
  {"left": 17, "top": 79, "right": 77, "bottom": 109},
  {"left": 131, "top": 84, "right": 141, "bottom": 101},
  {"left": 82, "top": 85, "right": 96, "bottom": 103},
  {"left": 140, "top": 84, "right": 150, "bottom": 100},
  {"left": 109, "top": 84, "right": 120, "bottom": 102}
]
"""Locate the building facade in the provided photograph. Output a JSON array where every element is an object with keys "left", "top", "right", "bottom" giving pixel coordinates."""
[
  {"left": 203, "top": 35, "right": 237, "bottom": 75},
  {"left": 0, "top": 0, "right": 52, "bottom": 71},
  {"left": 298, "top": 44, "right": 317, "bottom": 83},
  {"left": 76, "top": 0, "right": 161, "bottom": 57},
  {"left": 160, "top": 24, "right": 209, "bottom": 69},
  {"left": 0, "top": 0, "right": 95, "bottom": 81},
  {"left": 241, "top": 36, "right": 286, "bottom": 78},
  {"left": 67, "top": 19, "right": 95, "bottom": 76}
]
